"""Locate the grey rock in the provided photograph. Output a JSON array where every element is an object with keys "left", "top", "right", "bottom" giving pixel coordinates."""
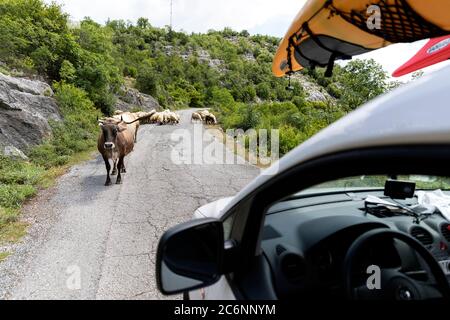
[
  {"left": 291, "top": 73, "right": 335, "bottom": 103},
  {"left": 3, "top": 145, "right": 29, "bottom": 160},
  {"left": 0, "top": 73, "right": 53, "bottom": 96},
  {"left": 115, "top": 87, "right": 160, "bottom": 112},
  {"left": 0, "top": 73, "right": 61, "bottom": 155}
]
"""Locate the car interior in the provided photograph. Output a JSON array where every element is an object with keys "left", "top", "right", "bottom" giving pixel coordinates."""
[
  {"left": 258, "top": 175, "right": 450, "bottom": 300},
  {"left": 156, "top": 147, "right": 450, "bottom": 301}
]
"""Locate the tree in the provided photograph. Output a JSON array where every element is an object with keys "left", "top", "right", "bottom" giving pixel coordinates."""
[
  {"left": 256, "top": 83, "right": 270, "bottom": 100},
  {"left": 137, "top": 17, "right": 150, "bottom": 29},
  {"left": 136, "top": 61, "right": 159, "bottom": 97},
  {"left": 338, "top": 59, "right": 389, "bottom": 110}
]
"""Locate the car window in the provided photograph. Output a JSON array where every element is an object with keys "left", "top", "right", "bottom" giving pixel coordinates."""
[{"left": 301, "top": 175, "right": 450, "bottom": 195}]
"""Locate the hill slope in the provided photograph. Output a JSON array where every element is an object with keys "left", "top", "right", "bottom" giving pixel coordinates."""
[{"left": 0, "top": 0, "right": 400, "bottom": 257}]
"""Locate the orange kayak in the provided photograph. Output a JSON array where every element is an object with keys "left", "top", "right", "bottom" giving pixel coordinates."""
[{"left": 272, "top": 0, "right": 450, "bottom": 77}]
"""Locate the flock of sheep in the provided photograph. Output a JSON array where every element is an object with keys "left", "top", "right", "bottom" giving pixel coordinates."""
[
  {"left": 114, "top": 108, "right": 218, "bottom": 126},
  {"left": 191, "top": 110, "right": 217, "bottom": 124},
  {"left": 114, "top": 109, "right": 180, "bottom": 125}
]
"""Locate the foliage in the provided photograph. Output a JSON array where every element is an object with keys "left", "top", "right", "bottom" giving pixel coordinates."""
[
  {"left": 0, "top": 0, "right": 396, "bottom": 243},
  {"left": 29, "top": 83, "right": 100, "bottom": 168},
  {"left": 336, "top": 59, "right": 390, "bottom": 111},
  {"left": 0, "top": 0, "right": 121, "bottom": 114}
]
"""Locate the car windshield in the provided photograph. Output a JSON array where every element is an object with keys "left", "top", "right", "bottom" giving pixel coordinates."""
[{"left": 294, "top": 175, "right": 450, "bottom": 197}]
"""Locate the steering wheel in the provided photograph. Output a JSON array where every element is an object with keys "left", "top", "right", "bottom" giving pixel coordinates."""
[{"left": 343, "top": 229, "right": 450, "bottom": 300}]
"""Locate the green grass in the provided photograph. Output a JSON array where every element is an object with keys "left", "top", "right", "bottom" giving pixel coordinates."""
[
  {"left": 0, "top": 222, "right": 27, "bottom": 244},
  {"left": 0, "top": 252, "right": 10, "bottom": 262},
  {"left": 0, "top": 207, "right": 27, "bottom": 244},
  {"left": 0, "top": 156, "right": 42, "bottom": 210}
]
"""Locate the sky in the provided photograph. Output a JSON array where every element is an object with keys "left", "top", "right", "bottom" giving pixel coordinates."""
[{"left": 46, "top": 0, "right": 450, "bottom": 81}]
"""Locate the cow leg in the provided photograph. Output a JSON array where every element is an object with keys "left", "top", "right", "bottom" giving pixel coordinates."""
[
  {"left": 111, "top": 159, "right": 118, "bottom": 176},
  {"left": 121, "top": 159, "right": 126, "bottom": 173},
  {"left": 103, "top": 156, "right": 112, "bottom": 186},
  {"left": 116, "top": 156, "right": 124, "bottom": 184}
]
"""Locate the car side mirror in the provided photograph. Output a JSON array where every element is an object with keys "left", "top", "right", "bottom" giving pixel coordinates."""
[{"left": 156, "top": 218, "right": 225, "bottom": 295}]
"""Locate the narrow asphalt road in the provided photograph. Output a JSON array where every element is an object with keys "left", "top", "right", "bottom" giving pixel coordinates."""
[{"left": 0, "top": 109, "right": 260, "bottom": 300}]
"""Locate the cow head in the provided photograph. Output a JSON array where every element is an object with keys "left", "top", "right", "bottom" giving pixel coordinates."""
[{"left": 98, "top": 118, "right": 127, "bottom": 150}]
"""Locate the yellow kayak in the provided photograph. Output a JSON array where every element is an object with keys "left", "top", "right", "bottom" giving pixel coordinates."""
[{"left": 272, "top": 0, "right": 450, "bottom": 77}]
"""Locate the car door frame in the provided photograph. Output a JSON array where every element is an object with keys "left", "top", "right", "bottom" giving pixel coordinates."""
[{"left": 221, "top": 144, "right": 450, "bottom": 299}]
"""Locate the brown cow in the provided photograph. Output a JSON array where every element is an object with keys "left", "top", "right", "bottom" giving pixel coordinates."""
[
  {"left": 98, "top": 117, "right": 136, "bottom": 186},
  {"left": 113, "top": 112, "right": 140, "bottom": 143}
]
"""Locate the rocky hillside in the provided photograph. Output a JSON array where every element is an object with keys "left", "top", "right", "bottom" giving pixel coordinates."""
[
  {"left": 0, "top": 72, "right": 160, "bottom": 159},
  {"left": 0, "top": 0, "right": 394, "bottom": 160},
  {"left": 0, "top": 73, "right": 61, "bottom": 159},
  {"left": 115, "top": 85, "right": 160, "bottom": 112}
]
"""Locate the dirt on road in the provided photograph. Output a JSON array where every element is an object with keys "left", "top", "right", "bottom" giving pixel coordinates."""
[{"left": 0, "top": 109, "right": 260, "bottom": 300}]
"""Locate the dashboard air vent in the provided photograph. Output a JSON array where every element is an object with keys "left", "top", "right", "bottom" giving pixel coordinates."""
[
  {"left": 280, "top": 253, "right": 306, "bottom": 280},
  {"left": 410, "top": 226, "right": 433, "bottom": 246},
  {"left": 441, "top": 224, "right": 450, "bottom": 242},
  {"left": 276, "top": 244, "right": 286, "bottom": 256}
]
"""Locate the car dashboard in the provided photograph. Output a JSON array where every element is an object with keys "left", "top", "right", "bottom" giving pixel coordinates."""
[{"left": 261, "top": 190, "right": 450, "bottom": 299}]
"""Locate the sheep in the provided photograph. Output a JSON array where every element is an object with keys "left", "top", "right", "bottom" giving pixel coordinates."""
[
  {"left": 150, "top": 113, "right": 159, "bottom": 123},
  {"left": 156, "top": 112, "right": 165, "bottom": 125},
  {"left": 204, "top": 113, "right": 217, "bottom": 125},
  {"left": 191, "top": 112, "right": 202, "bottom": 123},
  {"left": 141, "top": 109, "right": 180, "bottom": 126},
  {"left": 198, "top": 110, "right": 210, "bottom": 120},
  {"left": 173, "top": 112, "right": 181, "bottom": 123},
  {"left": 166, "top": 112, "right": 180, "bottom": 125}
]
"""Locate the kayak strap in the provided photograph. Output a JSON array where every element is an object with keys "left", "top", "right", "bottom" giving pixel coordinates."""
[
  {"left": 325, "top": 53, "right": 337, "bottom": 78},
  {"left": 302, "top": 22, "right": 352, "bottom": 77}
]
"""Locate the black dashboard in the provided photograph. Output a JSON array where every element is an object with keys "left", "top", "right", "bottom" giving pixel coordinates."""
[{"left": 261, "top": 190, "right": 450, "bottom": 299}]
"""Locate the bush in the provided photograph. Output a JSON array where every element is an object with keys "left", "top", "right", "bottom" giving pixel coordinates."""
[
  {"left": 59, "top": 60, "right": 76, "bottom": 82},
  {"left": 241, "top": 85, "right": 256, "bottom": 102},
  {"left": 29, "top": 83, "right": 100, "bottom": 168},
  {"left": 123, "top": 65, "right": 137, "bottom": 78},
  {"left": 279, "top": 125, "right": 305, "bottom": 155},
  {"left": 240, "top": 104, "right": 260, "bottom": 130},
  {"left": 136, "top": 63, "right": 159, "bottom": 96},
  {"left": 256, "top": 83, "right": 271, "bottom": 100},
  {"left": 0, "top": 156, "right": 44, "bottom": 185},
  {"left": 326, "top": 83, "right": 342, "bottom": 99},
  {"left": 209, "top": 87, "right": 235, "bottom": 112},
  {"left": 291, "top": 95, "right": 306, "bottom": 109},
  {"left": 0, "top": 184, "right": 37, "bottom": 208}
]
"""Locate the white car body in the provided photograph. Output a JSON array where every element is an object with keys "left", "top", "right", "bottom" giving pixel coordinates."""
[{"left": 187, "top": 65, "right": 450, "bottom": 300}]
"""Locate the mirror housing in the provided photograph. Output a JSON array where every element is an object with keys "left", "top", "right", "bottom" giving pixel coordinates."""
[{"left": 156, "top": 218, "right": 225, "bottom": 295}]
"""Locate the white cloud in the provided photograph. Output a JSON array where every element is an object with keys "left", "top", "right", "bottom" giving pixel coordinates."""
[{"left": 45, "top": 0, "right": 450, "bottom": 78}]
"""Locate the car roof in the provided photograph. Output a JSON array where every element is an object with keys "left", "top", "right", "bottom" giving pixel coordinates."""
[{"left": 223, "top": 65, "right": 450, "bottom": 214}]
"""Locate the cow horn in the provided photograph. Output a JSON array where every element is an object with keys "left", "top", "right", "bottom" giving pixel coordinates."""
[
  {"left": 123, "top": 116, "right": 147, "bottom": 125},
  {"left": 97, "top": 116, "right": 105, "bottom": 125}
]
